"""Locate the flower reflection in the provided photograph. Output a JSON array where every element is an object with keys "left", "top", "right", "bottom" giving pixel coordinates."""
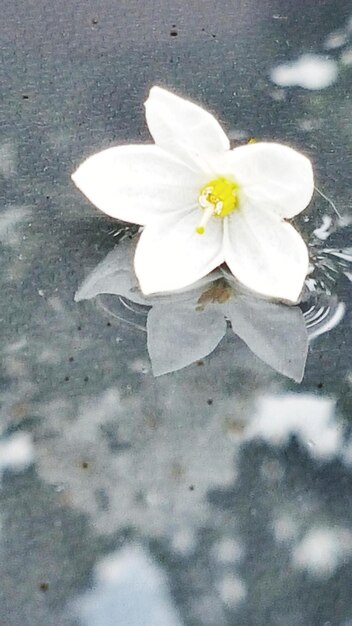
[{"left": 75, "top": 238, "right": 309, "bottom": 382}]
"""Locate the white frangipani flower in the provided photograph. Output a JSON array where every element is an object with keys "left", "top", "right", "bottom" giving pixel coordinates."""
[{"left": 72, "top": 86, "right": 314, "bottom": 302}]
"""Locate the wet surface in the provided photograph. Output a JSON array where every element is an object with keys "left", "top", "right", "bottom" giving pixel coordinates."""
[{"left": 1, "top": 1, "right": 352, "bottom": 624}]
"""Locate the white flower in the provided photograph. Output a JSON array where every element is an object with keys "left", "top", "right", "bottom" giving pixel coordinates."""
[{"left": 72, "top": 86, "right": 314, "bottom": 302}]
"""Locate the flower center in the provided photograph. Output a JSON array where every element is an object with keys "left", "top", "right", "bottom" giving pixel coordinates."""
[{"left": 196, "top": 177, "right": 239, "bottom": 234}]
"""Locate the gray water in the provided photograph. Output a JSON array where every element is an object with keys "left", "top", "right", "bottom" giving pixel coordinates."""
[{"left": 1, "top": 1, "right": 352, "bottom": 625}]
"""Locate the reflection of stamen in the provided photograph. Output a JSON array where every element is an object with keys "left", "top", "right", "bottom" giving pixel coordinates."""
[{"left": 196, "top": 206, "right": 214, "bottom": 235}]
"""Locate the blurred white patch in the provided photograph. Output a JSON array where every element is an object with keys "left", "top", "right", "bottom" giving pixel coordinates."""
[
  {"left": 297, "top": 118, "right": 322, "bottom": 132},
  {"left": 4, "top": 337, "right": 28, "bottom": 354},
  {"left": 0, "top": 433, "right": 34, "bottom": 477},
  {"left": 273, "top": 515, "right": 299, "bottom": 543},
  {"left": 47, "top": 296, "right": 67, "bottom": 315},
  {"left": 270, "top": 54, "right": 338, "bottom": 90},
  {"left": 171, "top": 528, "right": 195, "bottom": 555},
  {"left": 0, "top": 142, "right": 16, "bottom": 178},
  {"left": 269, "top": 89, "right": 287, "bottom": 101},
  {"left": 218, "top": 574, "right": 247, "bottom": 607},
  {"left": 36, "top": 347, "right": 63, "bottom": 365},
  {"left": 341, "top": 48, "right": 352, "bottom": 65},
  {"left": 0, "top": 206, "right": 31, "bottom": 246},
  {"left": 292, "top": 527, "right": 352, "bottom": 576},
  {"left": 228, "top": 128, "right": 250, "bottom": 141},
  {"left": 246, "top": 394, "right": 342, "bottom": 459},
  {"left": 129, "top": 358, "right": 151, "bottom": 374},
  {"left": 71, "top": 545, "right": 183, "bottom": 626},
  {"left": 324, "top": 30, "right": 347, "bottom": 50},
  {"left": 4, "top": 355, "right": 28, "bottom": 379},
  {"left": 191, "top": 595, "right": 225, "bottom": 625},
  {"left": 213, "top": 538, "right": 244, "bottom": 563}
]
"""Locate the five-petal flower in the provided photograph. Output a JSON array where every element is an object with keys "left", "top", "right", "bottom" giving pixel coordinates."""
[{"left": 72, "top": 86, "right": 314, "bottom": 302}]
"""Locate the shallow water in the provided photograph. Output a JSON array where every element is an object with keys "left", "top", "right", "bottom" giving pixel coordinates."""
[{"left": 1, "top": 1, "right": 352, "bottom": 625}]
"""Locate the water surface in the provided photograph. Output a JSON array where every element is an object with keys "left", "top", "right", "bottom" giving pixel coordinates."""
[{"left": 1, "top": 1, "right": 352, "bottom": 625}]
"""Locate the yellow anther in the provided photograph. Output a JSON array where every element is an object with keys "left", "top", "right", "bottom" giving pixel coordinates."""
[{"left": 196, "top": 176, "right": 239, "bottom": 234}]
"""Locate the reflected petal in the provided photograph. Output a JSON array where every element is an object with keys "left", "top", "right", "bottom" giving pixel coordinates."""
[
  {"left": 147, "top": 302, "right": 227, "bottom": 375},
  {"left": 72, "top": 144, "right": 203, "bottom": 224},
  {"left": 145, "top": 86, "right": 230, "bottom": 169},
  {"left": 75, "top": 239, "right": 149, "bottom": 305},
  {"left": 224, "top": 204, "right": 309, "bottom": 303},
  {"left": 223, "top": 294, "right": 308, "bottom": 382}
]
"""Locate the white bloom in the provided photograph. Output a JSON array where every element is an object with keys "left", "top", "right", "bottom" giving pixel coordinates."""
[{"left": 72, "top": 86, "right": 314, "bottom": 302}]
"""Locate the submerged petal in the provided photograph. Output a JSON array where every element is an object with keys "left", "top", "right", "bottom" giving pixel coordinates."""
[
  {"left": 74, "top": 239, "right": 149, "bottom": 305},
  {"left": 224, "top": 204, "right": 309, "bottom": 303},
  {"left": 134, "top": 210, "right": 224, "bottom": 294},
  {"left": 145, "top": 86, "right": 230, "bottom": 169},
  {"left": 147, "top": 302, "right": 227, "bottom": 375},
  {"left": 217, "top": 142, "right": 314, "bottom": 219},
  {"left": 72, "top": 144, "right": 203, "bottom": 225},
  {"left": 223, "top": 294, "right": 308, "bottom": 382}
]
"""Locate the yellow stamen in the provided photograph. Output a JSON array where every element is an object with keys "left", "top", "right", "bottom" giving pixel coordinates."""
[
  {"left": 196, "top": 176, "right": 239, "bottom": 234},
  {"left": 195, "top": 205, "right": 214, "bottom": 235}
]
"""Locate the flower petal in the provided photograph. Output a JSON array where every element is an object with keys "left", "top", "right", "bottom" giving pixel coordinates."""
[
  {"left": 134, "top": 210, "right": 224, "bottom": 294},
  {"left": 215, "top": 142, "right": 314, "bottom": 218},
  {"left": 72, "top": 144, "right": 203, "bottom": 225},
  {"left": 147, "top": 302, "right": 226, "bottom": 375},
  {"left": 145, "top": 86, "right": 230, "bottom": 169},
  {"left": 224, "top": 204, "right": 309, "bottom": 303},
  {"left": 223, "top": 295, "right": 308, "bottom": 382}
]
